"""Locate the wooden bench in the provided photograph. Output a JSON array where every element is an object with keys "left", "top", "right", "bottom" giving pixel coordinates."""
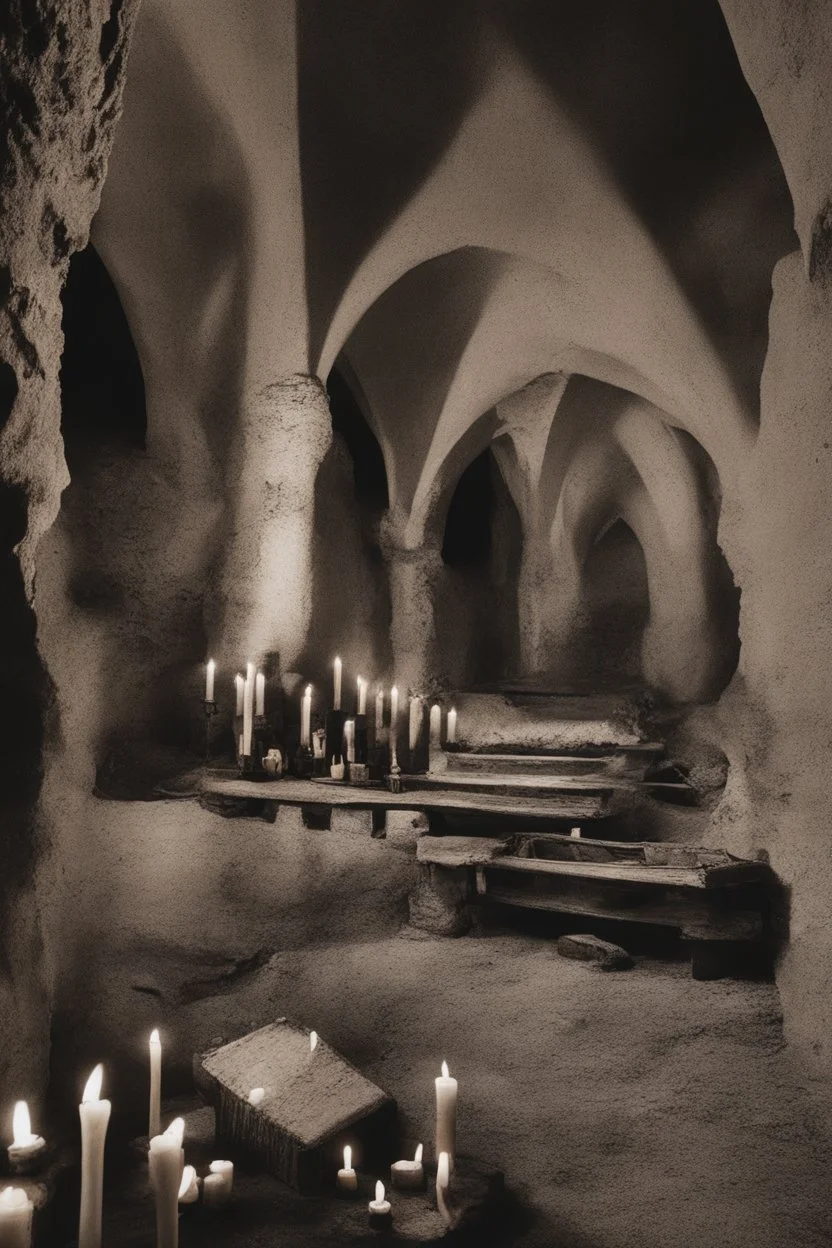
[{"left": 413, "top": 834, "right": 772, "bottom": 979}]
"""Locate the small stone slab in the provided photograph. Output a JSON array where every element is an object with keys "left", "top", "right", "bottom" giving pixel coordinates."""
[
  {"left": 194, "top": 1020, "right": 395, "bottom": 1194},
  {"left": 557, "top": 933, "right": 634, "bottom": 970},
  {"left": 416, "top": 835, "right": 508, "bottom": 868}
]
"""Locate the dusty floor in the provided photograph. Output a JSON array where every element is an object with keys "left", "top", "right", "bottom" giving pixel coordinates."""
[{"left": 47, "top": 799, "right": 832, "bottom": 1246}]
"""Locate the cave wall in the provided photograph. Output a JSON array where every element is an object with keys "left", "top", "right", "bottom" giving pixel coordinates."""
[{"left": 0, "top": 0, "right": 140, "bottom": 1108}]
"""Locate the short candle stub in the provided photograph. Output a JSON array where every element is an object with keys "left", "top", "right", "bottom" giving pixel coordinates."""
[
  {"left": 390, "top": 1141, "right": 425, "bottom": 1191},
  {"left": 8, "top": 1102, "right": 47, "bottom": 1176},
  {"left": 336, "top": 1144, "right": 358, "bottom": 1197},
  {"left": 368, "top": 1179, "right": 392, "bottom": 1230}
]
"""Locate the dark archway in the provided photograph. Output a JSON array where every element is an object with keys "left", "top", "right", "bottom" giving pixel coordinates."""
[{"left": 326, "top": 359, "right": 388, "bottom": 510}]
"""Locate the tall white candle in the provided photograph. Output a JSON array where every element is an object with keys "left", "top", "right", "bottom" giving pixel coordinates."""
[
  {"left": 333, "top": 656, "right": 342, "bottom": 711},
  {"left": 242, "top": 661, "right": 254, "bottom": 756},
  {"left": 255, "top": 672, "right": 265, "bottom": 716},
  {"left": 434, "top": 1062, "right": 457, "bottom": 1170},
  {"left": 408, "top": 696, "right": 423, "bottom": 751},
  {"left": 203, "top": 1160, "right": 233, "bottom": 1209},
  {"left": 148, "top": 1117, "right": 184, "bottom": 1248},
  {"left": 343, "top": 720, "right": 355, "bottom": 764},
  {"left": 205, "top": 659, "right": 215, "bottom": 702},
  {"left": 447, "top": 707, "right": 457, "bottom": 745},
  {"left": 78, "top": 1065, "right": 111, "bottom": 1248},
  {"left": 390, "top": 686, "right": 398, "bottom": 733},
  {"left": 301, "top": 685, "right": 312, "bottom": 748},
  {"left": 148, "top": 1028, "right": 162, "bottom": 1140},
  {"left": 375, "top": 686, "right": 384, "bottom": 736},
  {"left": 430, "top": 704, "right": 441, "bottom": 745},
  {"left": 0, "top": 1187, "right": 32, "bottom": 1248},
  {"left": 234, "top": 674, "right": 244, "bottom": 717},
  {"left": 357, "top": 677, "right": 367, "bottom": 715},
  {"left": 7, "top": 1102, "right": 46, "bottom": 1175}
]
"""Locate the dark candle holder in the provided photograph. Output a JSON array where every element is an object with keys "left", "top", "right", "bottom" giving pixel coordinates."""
[
  {"left": 325, "top": 709, "right": 347, "bottom": 770},
  {"left": 203, "top": 700, "right": 219, "bottom": 761},
  {"left": 293, "top": 743, "right": 314, "bottom": 779}
]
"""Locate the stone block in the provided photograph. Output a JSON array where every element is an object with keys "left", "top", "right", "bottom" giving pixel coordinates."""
[
  {"left": 556, "top": 933, "right": 634, "bottom": 970},
  {"left": 385, "top": 809, "right": 429, "bottom": 850},
  {"left": 329, "top": 807, "right": 374, "bottom": 837}
]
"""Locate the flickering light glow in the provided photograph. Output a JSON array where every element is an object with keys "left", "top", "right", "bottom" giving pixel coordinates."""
[
  {"left": 310, "top": 1030, "right": 319, "bottom": 1052},
  {"left": 82, "top": 1065, "right": 103, "bottom": 1103},
  {"left": 415, "top": 1143, "right": 423, "bottom": 1163},
  {"left": 344, "top": 1145, "right": 352, "bottom": 1171},
  {"left": 178, "top": 1165, "right": 197, "bottom": 1201},
  {"left": 441, "top": 1061, "right": 449, "bottom": 1078},
  {"left": 12, "top": 1103, "right": 35, "bottom": 1147}
]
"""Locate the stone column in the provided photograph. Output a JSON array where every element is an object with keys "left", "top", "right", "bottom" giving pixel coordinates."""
[
  {"left": 380, "top": 519, "right": 445, "bottom": 692},
  {"left": 214, "top": 374, "right": 332, "bottom": 675},
  {"left": 516, "top": 510, "right": 579, "bottom": 676}
]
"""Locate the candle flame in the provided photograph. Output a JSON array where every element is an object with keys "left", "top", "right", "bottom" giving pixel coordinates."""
[
  {"left": 334, "top": 655, "right": 341, "bottom": 666},
  {"left": 310, "top": 1030, "right": 318, "bottom": 1052},
  {"left": 415, "top": 1143, "right": 423, "bottom": 1163},
  {"left": 12, "top": 1102, "right": 31, "bottom": 1144},
  {"left": 164, "top": 1117, "right": 185, "bottom": 1144},
  {"left": 207, "top": 659, "right": 215, "bottom": 673},
  {"left": 82, "top": 1064, "right": 103, "bottom": 1103},
  {"left": 441, "top": 1061, "right": 449, "bottom": 1078},
  {"left": 375, "top": 1180, "right": 385, "bottom": 1203},
  {"left": 248, "top": 1087, "right": 265, "bottom": 1107},
  {"left": 150, "top": 1028, "right": 160, "bottom": 1045},
  {"left": 391, "top": 685, "right": 398, "bottom": 696},
  {"left": 344, "top": 1144, "right": 352, "bottom": 1170},
  {"left": 178, "top": 1165, "right": 196, "bottom": 1199},
  {"left": 305, "top": 684, "right": 312, "bottom": 696}
]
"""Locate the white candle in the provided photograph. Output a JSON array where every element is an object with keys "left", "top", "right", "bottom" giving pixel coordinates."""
[
  {"left": 301, "top": 685, "right": 312, "bottom": 748},
  {"left": 202, "top": 1160, "right": 233, "bottom": 1209},
  {"left": 571, "top": 826, "right": 582, "bottom": 839},
  {"left": 177, "top": 1165, "right": 199, "bottom": 1206},
  {"left": 436, "top": 1150, "right": 451, "bottom": 1226},
  {"left": 390, "top": 686, "right": 398, "bottom": 734},
  {"left": 447, "top": 707, "right": 457, "bottom": 744},
  {"left": 357, "top": 677, "right": 367, "bottom": 716},
  {"left": 333, "top": 656, "right": 342, "bottom": 711},
  {"left": 336, "top": 1144, "right": 358, "bottom": 1193},
  {"left": 0, "top": 1187, "right": 32, "bottom": 1248},
  {"left": 242, "top": 661, "right": 254, "bottom": 756},
  {"left": 248, "top": 1087, "right": 265, "bottom": 1107},
  {"left": 309, "top": 1031, "right": 319, "bottom": 1053},
  {"left": 255, "top": 672, "right": 265, "bottom": 716},
  {"left": 368, "top": 1179, "right": 391, "bottom": 1218},
  {"left": 149, "top": 1028, "right": 161, "bottom": 1140},
  {"left": 148, "top": 1117, "right": 184, "bottom": 1248},
  {"left": 205, "top": 659, "right": 215, "bottom": 702},
  {"left": 408, "top": 696, "right": 423, "bottom": 751},
  {"left": 344, "top": 720, "right": 355, "bottom": 764},
  {"left": 7, "top": 1102, "right": 46, "bottom": 1176},
  {"left": 390, "top": 1143, "right": 424, "bottom": 1191},
  {"left": 375, "top": 686, "right": 384, "bottom": 736},
  {"left": 78, "top": 1064, "right": 111, "bottom": 1248},
  {"left": 234, "top": 674, "right": 244, "bottom": 717},
  {"left": 434, "top": 1062, "right": 457, "bottom": 1170}
]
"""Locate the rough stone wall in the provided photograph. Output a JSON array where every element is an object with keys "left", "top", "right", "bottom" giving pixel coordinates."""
[{"left": 0, "top": 0, "right": 139, "bottom": 1103}]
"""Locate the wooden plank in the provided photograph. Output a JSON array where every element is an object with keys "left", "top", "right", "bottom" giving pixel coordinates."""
[
  {"left": 482, "top": 854, "right": 715, "bottom": 889},
  {"left": 416, "top": 836, "right": 508, "bottom": 868},
  {"left": 200, "top": 775, "right": 609, "bottom": 820},
  {"left": 401, "top": 772, "right": 617, "bottom": 796}
]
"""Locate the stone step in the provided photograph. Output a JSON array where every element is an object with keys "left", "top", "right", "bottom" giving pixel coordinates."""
[{"left": 452, "top": 690, "right": 649, "bottom": 753}]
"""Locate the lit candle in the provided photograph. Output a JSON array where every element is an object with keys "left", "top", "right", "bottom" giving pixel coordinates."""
[
  {"left": 333, "top": 656, "right": 342, "bottom": 711},
  {"left": 301, "top": 685, "right": 312, "bottom": 748},
  {"left": 336, "top": 1144, "right": 358, "bottom": 1194},
  {"left": 78, "top": 1065, "right": 111, "bottom": 1248},
  {"left": 242, "top": 661, "right": 254, "bottom": 756},
  {"left": 177, "top": 1165, "right": 199, "bottom": 1206},
  {"left": 390, "top": 1143, "right": 424, "bottom": 1191},
  {"left": 255, "top": 672, "right": 265, "bottom": 716},
  {"left": 368, "top": 1179, "right": 392, "bottom": 1228},
  {"left": 205, "top": 659, "right": 215, "bottom": 702},
  {"left": 202, "top": 1160, "right": 233, "bottom": 1209},
  {"left": 344, "top": 719, "right": 355, "bottom": 764},
  {"left": 446, "top": 707, "right": 457, "bottom": 745},
  {"left": 390, "top": 686, "right": 398, "bottom": 735},
  {"left": 310, "top": 1030, "right": 319, "bottom": 1053},
  {"left": 436, "top": 1150, "right": 451, "bottom": 1226},
  {"left": 148, "top": 1028, "right": 161, "bottom": 1140},
  {"left": 7, "top": 1102, "right": 46, "bottom": 1176},
  {"left": 148, "top": 1117, "right": 184, "bottom": 1248},
  {"left": 0, "top": 1187, "right": 32, "bottom": 1248},
  {"left": 234, "top": 674, "right": 244, "bottom": 717},
  {"left": 375, "top": 686, "right": 384, "bottom": 736},
  {"left": 357, "top": 677, "right": 367, "bottom": 716},
  {"left": 571, "top": 826, "right": 582, "bottom": 839},
  {"left": 434, "top": 1062, "right": 457, "bottom": 1170},
  {"left": 408, "top": 696, "right": 422, "bottom": 752}
]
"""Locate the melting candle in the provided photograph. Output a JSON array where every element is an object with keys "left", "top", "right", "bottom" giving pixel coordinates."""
[
  {"left": 0, "top": 1187, "right": 33, "bottom": 1248},
  {"left": 7, "top": 1102, "right": 46, "bottom": 1176},
  {"left": 436, "top": 1151, "right": 452, "bottom": 1226},
  {"left": 336, "top": 1144, "right": 358, "bottom": 1194},
  {"left": 149, "top": 1118, "right": 185, "bottom": 1248},
  {"left": 203, "top": 1160, "right": 233, "bottom": 1209},
  {"left": 301, "top": 685, "right": 312, "bottom": 748},
  {"left": 434, "top": 1062, "right": 458, "bottom": 1171},
  {"left": 333, "top": 656, "right": 342, "bottom": 711},
  {"left": 205, "top": 659, "right": 215, "bottom": 702},
  {"left": 177, "top": 1165, "right": 199, "bottom": 1206},
  {"left": 78, "top": 1064, "right": 110, "bottom": 1248},
  {"left": 390, "top": 1142, "right": 424, "bottom": 1191},
  {"left": 368, "top": 1179, "right": 392, "bottom": 1228}
]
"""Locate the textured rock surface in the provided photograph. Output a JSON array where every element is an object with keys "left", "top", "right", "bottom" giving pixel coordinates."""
[
  {"left": 0, "top": 0, "right": 139, "bottom": 1106},
  {"left": 557, "top": 933, "right": 634, "bottom": 971}
]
